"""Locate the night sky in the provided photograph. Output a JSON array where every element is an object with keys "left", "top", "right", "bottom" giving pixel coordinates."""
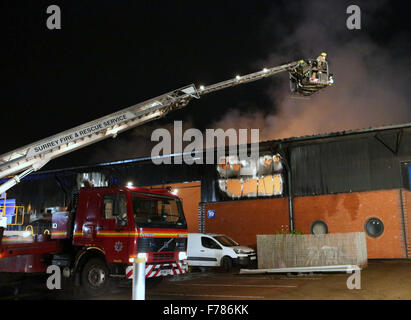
[{"left": 2, "top": 0, "right": 411, "bottom": 170}]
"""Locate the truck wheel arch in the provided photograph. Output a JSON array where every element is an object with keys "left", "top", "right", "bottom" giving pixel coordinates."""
[{"left": 74, "top": 247, "right": 107, "bottom": 274}]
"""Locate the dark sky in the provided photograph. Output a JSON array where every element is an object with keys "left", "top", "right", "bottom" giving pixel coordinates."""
[{"left": 1, "top": 0, "right": 411, "bottom": 170}]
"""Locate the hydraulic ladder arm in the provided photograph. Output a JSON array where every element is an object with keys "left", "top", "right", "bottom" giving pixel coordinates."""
[{"left": 0, "top": 56, "right": 332, "bottom": 196}]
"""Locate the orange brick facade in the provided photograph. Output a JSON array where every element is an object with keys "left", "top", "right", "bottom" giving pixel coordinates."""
[
  {"left": 204, "top": 189, "right": 411, "bottom": 259},
  {"left": 204, "top": 198, "right": 289, "bottom": 250}
]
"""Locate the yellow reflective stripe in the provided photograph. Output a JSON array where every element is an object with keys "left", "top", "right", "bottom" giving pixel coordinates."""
[
  {"left": 96, "top": 232, "right": 134, "bottom": 237},
  {"left": 96, "top": 232, "right": 140, "bottom": 235},
  {"left": 52, "top": 232, "right": 67, "bottom": 237},
  {"left": 2, "top": 237, "right": 34, "bottom": 242},
  {"left": 73, "top": 231, "right": 187, "bottom": 237}
]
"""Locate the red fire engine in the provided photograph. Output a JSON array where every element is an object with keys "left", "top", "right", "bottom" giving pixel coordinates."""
[{"left": 0, "top": 186, "right": 187, "bottom": 295}]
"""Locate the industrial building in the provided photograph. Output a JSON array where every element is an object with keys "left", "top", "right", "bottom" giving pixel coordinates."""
[{"left": 5, "top": 122, "right": 411, "bottom": 259}]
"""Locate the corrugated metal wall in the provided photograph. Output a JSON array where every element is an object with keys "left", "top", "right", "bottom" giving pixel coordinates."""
[
  {"left": 290, "top": 135, "right": 401, "bottom": 196},
  {"left": 6, "top": 126, "right": 411, "bottom": 210},
  {"left": 202, "top": 128, "right": 411, "bottom": 202}
]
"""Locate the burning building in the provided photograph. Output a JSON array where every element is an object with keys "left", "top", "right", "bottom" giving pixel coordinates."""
[{"left": 4, "top": 122, "right": 411, "bottom": 259}]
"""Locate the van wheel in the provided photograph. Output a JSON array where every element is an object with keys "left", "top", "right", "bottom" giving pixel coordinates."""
[
  {"left": 220, "top": 256, "right": 233, "bottom": 272},
  {"left": 80, "top": 258, "right": 111, "bottom": 297}
]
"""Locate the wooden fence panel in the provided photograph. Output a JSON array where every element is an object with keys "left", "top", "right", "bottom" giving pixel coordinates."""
[{"left": 257, "top": 232, "right": 368, "bottom": 269}]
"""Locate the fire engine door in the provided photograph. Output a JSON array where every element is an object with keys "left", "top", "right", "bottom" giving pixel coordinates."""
[{"left": 99, "top": 192, "right": 130, "bottom": 263}]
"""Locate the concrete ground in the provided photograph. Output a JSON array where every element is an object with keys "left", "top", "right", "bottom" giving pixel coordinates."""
[{"left": 1, "top": 260, "right": 410, "bottom": 300}]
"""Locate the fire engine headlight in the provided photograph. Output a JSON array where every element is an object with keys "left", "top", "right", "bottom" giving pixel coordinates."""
[
  {"left": 129, "top": 252, "right": 148, "bottom": 263},
  {"left": 178, "top": 251, "right": 187, "bottom": 261}
]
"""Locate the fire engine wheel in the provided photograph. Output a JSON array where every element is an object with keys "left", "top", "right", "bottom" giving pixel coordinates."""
[
  {"left": 220, "top": 256, "right": 233, "bottom": 272},
  {"left": 81, "top": 258, "right": 111, "bottom": 296}
]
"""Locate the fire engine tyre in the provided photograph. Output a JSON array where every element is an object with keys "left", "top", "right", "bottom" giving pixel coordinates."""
[
  {"left": 220, "top": 256, "right": 233, "bottom": 272},
  {"left": 80, "top": 258, "right": 111, "bottom": 297}
]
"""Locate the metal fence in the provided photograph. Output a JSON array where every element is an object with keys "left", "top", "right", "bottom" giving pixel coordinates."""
[{"left": 257, "top": 232, "right": 368, "bottom": 269}]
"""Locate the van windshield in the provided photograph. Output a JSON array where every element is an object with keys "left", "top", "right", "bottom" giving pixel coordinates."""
[
  {"left": 213, "top": 235, "right": 238, "bottom": 247},
  {"left": 132, "top": 192, "right": 186, "bottom": 228}
]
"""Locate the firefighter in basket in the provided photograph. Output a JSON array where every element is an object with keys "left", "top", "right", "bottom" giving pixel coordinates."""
[{"left": 312, "top": 52, "right": 327, "bottom": 80}]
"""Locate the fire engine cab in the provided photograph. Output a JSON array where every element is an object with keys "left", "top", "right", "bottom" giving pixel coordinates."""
[{"left": 0, "top": 186, "right": 188, "bottom": 295}]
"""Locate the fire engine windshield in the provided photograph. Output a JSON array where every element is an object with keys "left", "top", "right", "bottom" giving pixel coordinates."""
[{"left": 132, "top": 192, "right": 186, "bottom": 228}]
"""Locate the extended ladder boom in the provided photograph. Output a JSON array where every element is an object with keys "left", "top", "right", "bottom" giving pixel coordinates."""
[
  {"left": 0, "top": 57, "right": 329, "bottom": 196},
  {"left": 198, "top": 61, "right": 299, "bottom": 96}
]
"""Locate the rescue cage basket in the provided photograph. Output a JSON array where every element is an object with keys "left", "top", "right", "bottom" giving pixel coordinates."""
[{"left": 289, "top": 60, "right": 333, "bottom": 96}]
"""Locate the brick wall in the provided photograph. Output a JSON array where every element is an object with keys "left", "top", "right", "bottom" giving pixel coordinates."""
[
  {"left": 204, "top": 198, "right": 289, "bottom": 249},
  {"left": 294, "top": 190, "right": 405, "bottom": 259},
  {"left": 204, "top": 189, "right": 408, "bottom": 258}
]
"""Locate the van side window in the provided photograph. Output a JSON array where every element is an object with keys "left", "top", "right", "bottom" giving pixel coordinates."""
[
  {"left": 103, "top": 193, "right": 128, "bottom": 227},
  {"left": 201, "top": 237, "right": 222, "bottom": 250}
]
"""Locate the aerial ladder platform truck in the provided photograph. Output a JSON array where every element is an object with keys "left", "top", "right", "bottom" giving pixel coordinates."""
[{"left": 0, "top": 55, "right": 333, "bottom": 296}]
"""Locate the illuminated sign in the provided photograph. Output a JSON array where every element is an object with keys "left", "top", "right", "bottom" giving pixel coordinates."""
[{"left": 207, "top": 209, "right": 216, "bottom": 219}]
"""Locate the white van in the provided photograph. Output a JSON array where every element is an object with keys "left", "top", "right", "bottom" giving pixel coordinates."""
[{"left": 187, "top": 233, "right": 257, "bottom": 271}]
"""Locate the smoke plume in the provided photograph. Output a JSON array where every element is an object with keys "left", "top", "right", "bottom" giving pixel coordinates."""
[
  {"left": 212, "top": 0, "right": 411, "bottom": 140},
  {"left": 90, "top": 0, "right": 411, "bottom": 164}
]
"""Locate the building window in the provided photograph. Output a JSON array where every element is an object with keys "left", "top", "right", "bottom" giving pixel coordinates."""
[
  {"left": 364, "top": 217, "right": 384, "bottom": 238},
  {"left": 310, "top": 220, "right": 328, "bottom": 235}
]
